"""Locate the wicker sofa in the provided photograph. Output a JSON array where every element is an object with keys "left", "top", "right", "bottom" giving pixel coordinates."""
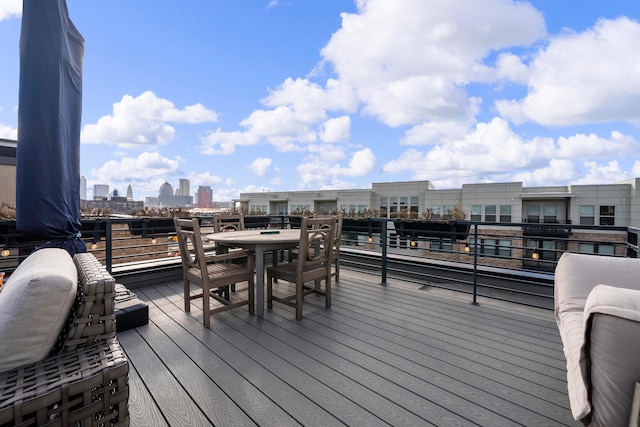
[
  {"left": 555, "top": 252, "right": 640, "bottom": 426},
  {"left": 0, "top": 250, "right": 129, "bottom": 426}
]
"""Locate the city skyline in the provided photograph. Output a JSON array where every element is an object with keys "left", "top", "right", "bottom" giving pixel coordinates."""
[{"left": 1, "top": 1, "right": 640, "bottom": 201}]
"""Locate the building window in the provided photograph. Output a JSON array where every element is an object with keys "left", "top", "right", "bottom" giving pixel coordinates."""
[
  {"left": 410, "top": 197, "right": 419, "bottom": 216},
  {"left": 579, "top": 243, "right": 615, "bottom": 255},
  {"left": 526, "top": 205, "right": 540, "bottom": 223},
  {"left": 468, "top": 239, "right": 512, "bottom": 257},
  {"left": 379, "top": 197, "right": 389, "bottom": 217},
  {"left": 431, "top": 206, "right": 441, "bottom": 220},
  {"left": 599, "top": 205, "right": 615, "bottom": 226},
  {"left": 470, "top": 205, "right": 482, "bottom": 221},
  {"left": 485, "top": 205, "right": 496, "bottom": 222},
  {"left": 579, "top": 205, "right": 595, "bottom": 225},
  {"left": 500, "top": 205, "right": 512, "bottom": 223},
  {"left": 543, "top": 205, "right": 557, "bottom": 223},
  {"left": 428, "top": 239, "right": 452, "bottom": 253}
]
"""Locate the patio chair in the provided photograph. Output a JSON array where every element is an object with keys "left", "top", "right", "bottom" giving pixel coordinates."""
[
  {"left": 555, "top": 252, "right": 640, "bottom": 426},
  {"left": 174, "top": 218, "right": 255, "bottom": 328},
  {"left": 213, "top": 213, "right": 245, "bottom": 232},
  {"left": 267, "top": 216, "right": 336, "bottom": 320},
  {"left": 288, "top": 215, "right": 343, "bottom": 282},
  {"left": 0, "top": 250, "right": 129, "bottom": 426}
]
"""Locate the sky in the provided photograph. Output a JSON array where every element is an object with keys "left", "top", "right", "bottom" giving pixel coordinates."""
[{"left": 1, "top": 0, "right": 640, "bottom": 201}]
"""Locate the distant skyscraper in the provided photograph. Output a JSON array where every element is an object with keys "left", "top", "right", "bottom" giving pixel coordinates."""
[
  {"left": 80, "top": 175, "right": 86, "bottom": 200},
  {"left": 126, "top": 185, "right": 133, "bottom": 200},
  {"left": 159, "top": 181, "right": 174, "bottom": 196},
  {"left": 196, "top": 185, "right": 213, "bottom": 208},
  {"left": 178, "top": 179, "right": 190, "bottom": 197},
  {"left": 93, "top": 184, "right": 109, "bottom": 199}
]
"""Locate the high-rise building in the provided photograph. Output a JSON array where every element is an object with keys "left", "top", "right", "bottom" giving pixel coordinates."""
[
  {"left": 157, "top": 181, "right": 192, "bottom": 207},
  {"left": 80, "top": 175, "right": 86, "bottom": 200},
  {"left": 93, "top": 184, "right": 109, "bottom": 199},
  {"left": 196, "top": 185, "right": 213, "bottom": 208},
  {"left": 177, "top": 179, "right": 190, "bottom": 197},
  {"left": 159, "top": 181, "right": 174, "bottom": 197},
  {"left": 126, "top": 185, "right": 133, "bottom": 201}
]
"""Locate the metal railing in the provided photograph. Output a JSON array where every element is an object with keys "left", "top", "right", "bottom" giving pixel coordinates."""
[{"left": 0, "top": 216, "right": 635, "bottom": 310}]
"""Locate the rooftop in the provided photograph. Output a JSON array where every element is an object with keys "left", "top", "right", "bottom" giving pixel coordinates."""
[{"left": 119, "top": 266, "right": 579, "bottom": 426}]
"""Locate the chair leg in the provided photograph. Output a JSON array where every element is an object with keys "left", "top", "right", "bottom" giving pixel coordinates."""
[
  {"left": 334, "top": 259, "right": 340, "bottom": 282},
  {"left": 248, "top": 277, "right": 255, "bottom": 314},
  {"left": 296, "top": 280, "right": 304, "bottom": 320},
  {"left": 203, "top": 283, "right": 211, "bottom": 328},
  {"left": 184, "top": 277, "right": 191, "bottom": 312},
  {"left": 267, "top": 273, "right": 273, "bottom": 309},
  {"left": 326, "top": 276, "right": 331, "bottom": 308}
]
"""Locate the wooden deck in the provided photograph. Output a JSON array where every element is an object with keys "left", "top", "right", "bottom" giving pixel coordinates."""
[{"left": 117, "top": 267, "right": 579, "bottom": 426}]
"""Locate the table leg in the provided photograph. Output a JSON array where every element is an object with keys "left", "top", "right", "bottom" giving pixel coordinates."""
[{"left": 255, "top": 245, "right": 265, "bottom": 317}]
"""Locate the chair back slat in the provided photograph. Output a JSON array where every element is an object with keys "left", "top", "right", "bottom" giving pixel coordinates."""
[
  {"left": 297, "top": 217, "right": 336, "bottom": 277},
  {"left": 213, "top": 214, "right": 245, "bottom": 232}
]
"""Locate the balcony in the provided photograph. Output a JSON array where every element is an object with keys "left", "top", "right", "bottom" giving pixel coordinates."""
[
  {"left": 119, "top": 267, "right": 578, "bottom": 426},
  {"left": 1, "top": 216, "right": 633, "bottom": 425}
]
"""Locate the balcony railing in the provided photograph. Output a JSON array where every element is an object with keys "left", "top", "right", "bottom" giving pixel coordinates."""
[{"left": 0, "top": 216, "right": 635, "bottom": 310}]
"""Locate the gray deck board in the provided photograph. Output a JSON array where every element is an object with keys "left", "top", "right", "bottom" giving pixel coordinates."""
[{"left": 118, "top": 267, "right": 580, "bottom": 426}]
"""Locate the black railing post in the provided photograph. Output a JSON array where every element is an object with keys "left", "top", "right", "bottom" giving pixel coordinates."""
[
  {"left": 105, "top": 218, "right": 113, "bottom": 274},
  {"left": 380, "top": 219, "right": 388, "bottom": 286},
  {"left": 471, "top": 223, "right": 479, "bottom": 306}
]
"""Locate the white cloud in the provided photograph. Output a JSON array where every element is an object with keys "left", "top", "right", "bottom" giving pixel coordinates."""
[
  {"left": 250, "top": 158, "right": 272, "bottom": 176},
  {"left": 297, "top": 147, "right": 375, "bottom": 189},
  {"left": 495, "top": 53, "right": 529, "bottom": 84},
  {"left": 90, "top": 151, "right": 182, "bottom": 196},
  {"left": 384, "top": 116, "right": 640, "bottom": 188},
  {"left": 200, "top": 129, "right": 260, "bottom": 155},
  {"left": 0, "top": 0, "right": 21, "bottom": 22},
  {"left": 400, "top": 120, "right": 474, "bottom": 146},
  {"left": 81, "top": 91, "right": 218, "bottom": 148},
  {"left": 571, "top": 161, "right": 631, "bottom": 185},
  {"left": 329, "top": 148, "right": 375, "bottom": 177},
  {"left": 555, "top": 131, "right": 638, "bottom": 160},
  {"left": 321, "top": 0, "right": 545, "bottom": 126},
  {"left": 319, "top": 116, "right": 351, "bottom": 143},
  {"left": 497, "top": 17, "right": 640, "bottom": 126},
  {"left": 187, "top": 171, "right": 224, "bottom": 190},
  {"left": 384, "top": 117, "right": 555, "bottom": 177},
  {"left": 511, "top": 159, "right": 579, "bottom": 186},
  {"left": 240, "top": 106, "right": 317, "bottom": 150},
  {"left": 0, "top": 123, "right": 17, "bottom": 139}
]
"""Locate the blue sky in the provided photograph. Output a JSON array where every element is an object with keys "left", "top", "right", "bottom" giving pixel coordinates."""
[{"left": 1, "top": 0, "right": 640, "bottom": 201}]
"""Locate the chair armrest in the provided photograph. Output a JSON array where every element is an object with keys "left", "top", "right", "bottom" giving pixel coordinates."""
[
  {"left": 555, "top": 253, "right": 640, "bottom": 317},
  {"left": 204, "top": 248, "right": 253, "bottom": 263},
  {"left": 54, "top": 253, "right": 116, "bottom": 354},
  {"left": 584, "top": 284, "right": 640, "bottom": 324}
]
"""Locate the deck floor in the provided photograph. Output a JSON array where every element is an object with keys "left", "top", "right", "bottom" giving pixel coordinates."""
[{"left": 117, "top": 268, "right": 579, "bottom": 426}]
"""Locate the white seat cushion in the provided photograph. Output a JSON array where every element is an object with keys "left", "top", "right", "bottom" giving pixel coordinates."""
[{"left": 0, "top": 248, "right": 77, "bottom": 373}]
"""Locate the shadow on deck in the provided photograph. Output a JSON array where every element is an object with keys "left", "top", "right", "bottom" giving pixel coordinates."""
[{"left": 117, "top": 268, "right": 579, "bottom": 426}]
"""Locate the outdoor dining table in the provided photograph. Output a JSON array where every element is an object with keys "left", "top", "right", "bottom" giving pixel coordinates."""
[{"left": 207, "top": 229, "right": 300, "bottom": 317}]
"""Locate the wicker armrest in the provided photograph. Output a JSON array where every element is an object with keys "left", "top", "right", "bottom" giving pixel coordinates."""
[
  {"left": 54, "top": 253, "right": 117, "bottom": 354},
  {"left": 0, "top": 338, "right": 129, "bottom": 426}
]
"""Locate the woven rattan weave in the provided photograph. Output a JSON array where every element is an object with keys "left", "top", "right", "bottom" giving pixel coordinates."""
[{"left": 0, "top": 252, "right": 129, "bottom": 426}]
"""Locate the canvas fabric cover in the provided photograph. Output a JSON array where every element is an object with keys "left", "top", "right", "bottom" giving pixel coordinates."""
[
  {"left": 0, "top": 248, "right": 77, "bottom": 373},
  {"left": 555, "top": 252, "right": 640, "bottom": 423},
  {"left": 16, "top": 0, "right": 86, "bottom": 254},
  {"left": 584, "top": 285, "right": 640, "bottom": 426}
]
